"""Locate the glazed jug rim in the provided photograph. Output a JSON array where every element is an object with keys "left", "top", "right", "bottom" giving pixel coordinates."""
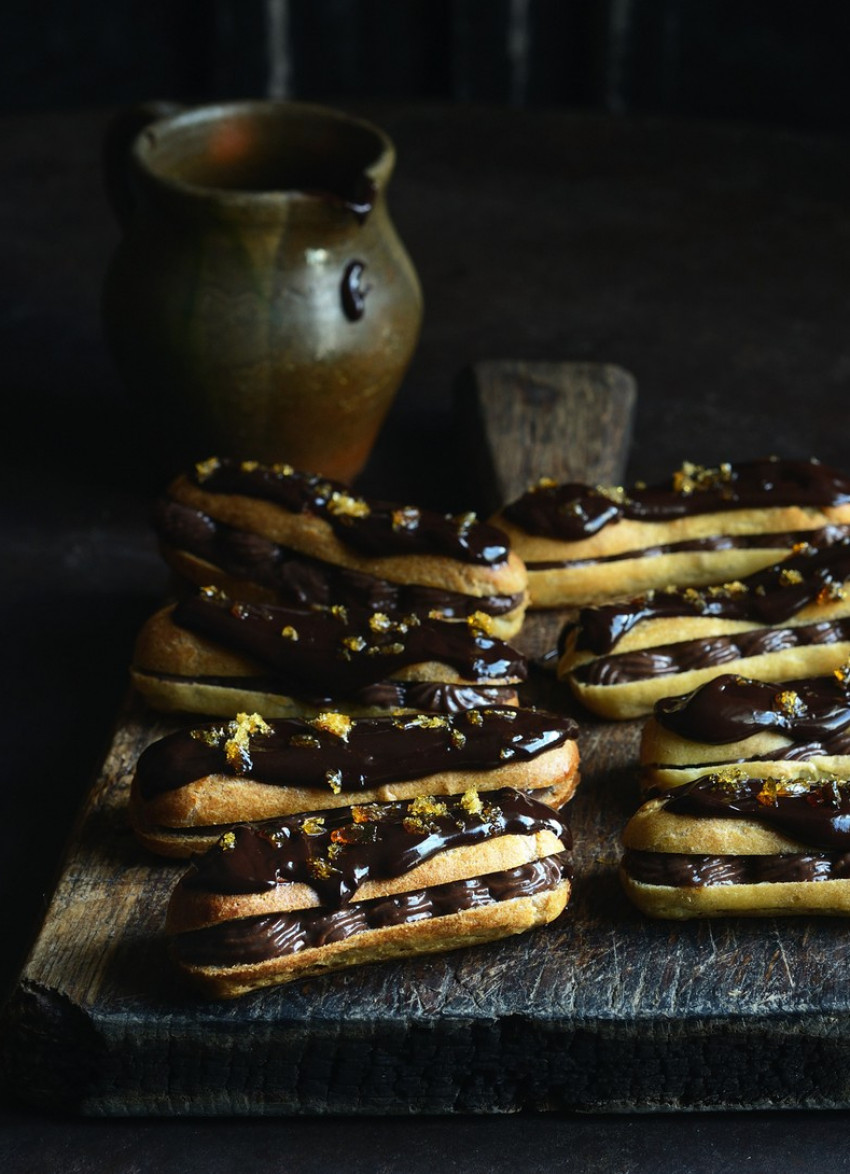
[{"left": 130, "top": 99, "right": 396, "bottom": 212}]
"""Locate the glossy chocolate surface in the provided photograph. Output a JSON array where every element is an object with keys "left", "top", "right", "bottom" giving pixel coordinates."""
[
  {"left": 654, "top": 672, "right": 850, "bottom": 745},
  {"left": 173, "top": 587, "right": 527, "bottom": 695},
  {"left": 569, "top": 532, "right": 850, "bottom": 656},
  {"left": 172, "top": 853, "right": 570, "bottom": 967},
  {"left": 135, "top": 707, "right": 576, "bottom": 801},
  {"left": 505, "top": 457, "right": 850, "bottom": 541},
  {"left": 573, "top": 617, "right": 850, "bottom": 686},
  {"left": 187, "top": 458, "right": 510, "bottom": 565},
  {"left": 660, "top": 773, "right": 850, "bottom": 850},
  {"left": 622, "top": 848, "right": 850, "bottom": 887},
  {"left": 155, "top": 498, "right": 521, "bottom": 618},
  {"left": 180, "top": 787, "right": 571, "bottom": 903}
]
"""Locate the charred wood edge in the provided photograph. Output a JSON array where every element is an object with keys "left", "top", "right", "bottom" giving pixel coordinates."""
[
  {"left": 0, "top": 980, "right": 106, "bottom": 1113},
  {"left": 3, "top": 985, "right": 850, "bottom": 1114}
]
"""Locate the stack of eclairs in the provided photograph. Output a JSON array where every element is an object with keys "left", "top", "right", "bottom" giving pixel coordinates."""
[
  {"left": 496, "top": 454, "right": 850, "bottom": 921},
  {"left": 132, "top": 452, "right": 850, "bottom": 996},
  {"left": 129, "top": 457, "right": 579, "bottom": 998}
]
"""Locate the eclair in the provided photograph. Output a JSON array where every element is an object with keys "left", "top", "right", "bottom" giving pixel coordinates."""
[
  {"left": 621, "top": 771, "right": 850, "bottom": 918},
  {"left": 493, "top": 457, "right": 850, "bottom": 607},
  {"left": 156, "top": 457, "right": 529, "bottom": 637},
  {"left": 166, "top": 787, "right": 573, "bottom": 997},
  {"left": 130, "top": 706, "right": 580, "bottom": 856},
  {"left": 640, "top": 668, "right": 850, "bottom": 793},
  {"left": 557, "top": 531, "right": 850, "bottom": 720},
  {"left": 131, "top": 586, "right": 527, "bottom": 719}
]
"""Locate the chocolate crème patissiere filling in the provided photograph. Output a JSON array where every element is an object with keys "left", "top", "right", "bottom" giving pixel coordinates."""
[
  {"left": 173, "top": 855, "right": 571, "bottom": 968},
  {"left": 185, "top": 457, "right": 511, "bottom": 566},
  {"left": 134, "top": 706, "right": 579, "bottom": 802},
  {"left": 503, "top": 457, "right": 850, "bottom": 543},
  {"left": 173, "top": 587, "right": 527, "bottom": 693},
  {"left": 622, "top": 849, "right": 850, "bottom": 887},
  {"left": 154, "top": 497, "right": 524, "bottom": 619},
  {"left": 625, "top": 772, "right": 850, "bottom": 888},
  {"left": 524, "top": 527, "right": 849, "bottom": 572}
]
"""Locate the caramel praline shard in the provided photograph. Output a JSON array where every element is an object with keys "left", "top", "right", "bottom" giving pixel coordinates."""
[{"left": 311, "top": 712, "right": 353, "bottom": 740}]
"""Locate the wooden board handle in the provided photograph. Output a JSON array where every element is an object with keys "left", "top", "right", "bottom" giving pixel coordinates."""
[{"left": 454, "top": 359, "right": 637, "bottom": 513}]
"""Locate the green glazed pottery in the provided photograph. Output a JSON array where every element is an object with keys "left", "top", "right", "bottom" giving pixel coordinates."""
[{"left": 102, "top": 100, "right": 423, "bottom": 483}]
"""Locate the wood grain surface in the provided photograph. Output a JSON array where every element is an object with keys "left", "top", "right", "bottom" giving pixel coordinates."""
[{"left": 6, "top": 361, "right": 850, "bottom": 1116}]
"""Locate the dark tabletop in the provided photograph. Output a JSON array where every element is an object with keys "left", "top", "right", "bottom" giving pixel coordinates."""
[{"left": 3, "top": 101, "right": 850, "bottom": 1172}]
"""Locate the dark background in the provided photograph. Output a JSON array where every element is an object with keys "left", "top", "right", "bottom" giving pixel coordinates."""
[
  {"left": 6, "top": 0, "right": 850, "bottom": 134},
  {"left": 4, "top": 3, "right": 850, "bottom": 1166}
]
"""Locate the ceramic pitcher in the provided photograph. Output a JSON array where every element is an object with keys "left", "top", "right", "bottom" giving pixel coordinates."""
[{"left": 102, "top": 100, "right": 423, "bottom": 483}]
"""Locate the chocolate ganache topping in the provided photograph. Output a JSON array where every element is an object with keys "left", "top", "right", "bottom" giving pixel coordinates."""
[
  {"left": 654, "top": 670, "right": 850, "bottom": 745},
  {"left": 661, "top": 772, "right": 850, "bottom": 850},
  {"left": 188, "top": 457, "right": 510, "bottom": 566},
  {"left": 179, "top": 787, "right": 572, "bottom": 904},
  {"left": 172, "top": 587, "right": 527, "bottom": 694},
  {"left": 569, "top": 531, "right": 850, "bottom": 656},
  {"left": 154, "top": 498, "right": 521, "bottom": 618},
  {"left": 172, "top": 854, "right": 570, "bottom": 967},
  {"left": 135, "top": 707, "right": 575, "bottom": 802},
  {"left": 504, "top": 457, "right": 850, "bottom": 542}
]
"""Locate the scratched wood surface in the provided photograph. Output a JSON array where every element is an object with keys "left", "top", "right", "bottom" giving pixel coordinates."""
[{"left": 6, "top": 360, "right": 850, "bottom": 1116}]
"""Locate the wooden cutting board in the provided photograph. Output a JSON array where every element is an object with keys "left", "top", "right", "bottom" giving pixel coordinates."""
[{"left": 6, "top": 360, "right": 850, "bottom": 1116}]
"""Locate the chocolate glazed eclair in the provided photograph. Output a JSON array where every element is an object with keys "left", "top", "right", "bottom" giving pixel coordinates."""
[
  {"left": 157, "top": 457, "right": 529, "bottom": 638},
  {"left": 166, "top": 787, "right": 573, "bottom": 997},
  {"left": 621, "top": 771, "right": 850, "bottom": 919},
  {"left": 557, "top": 531, "right": 850, "bottom": 720},
  {"left": 131, "top": 585, "right": 527, "bottom": 719},
  {"left": 493, "top": 457, "right": 850, "bottom": 607},
  {"left": 130, "top": 706, "right": 581, "bottom": 857},
  {"left": 640, "top": 668, "right": 850, "bottom": 792}
]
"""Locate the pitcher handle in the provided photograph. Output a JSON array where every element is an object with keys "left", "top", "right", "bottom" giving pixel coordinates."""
[{"left": 102, "top": 101, "right": 185, "bottom": 228}]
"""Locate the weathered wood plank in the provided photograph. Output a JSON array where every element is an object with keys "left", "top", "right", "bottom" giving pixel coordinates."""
[
  {"left": 8, "top": 361, "right": 850, "bottom": 1115},
  {"left": 454, "top": 359, "right": 636, "bottom": 517}
]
